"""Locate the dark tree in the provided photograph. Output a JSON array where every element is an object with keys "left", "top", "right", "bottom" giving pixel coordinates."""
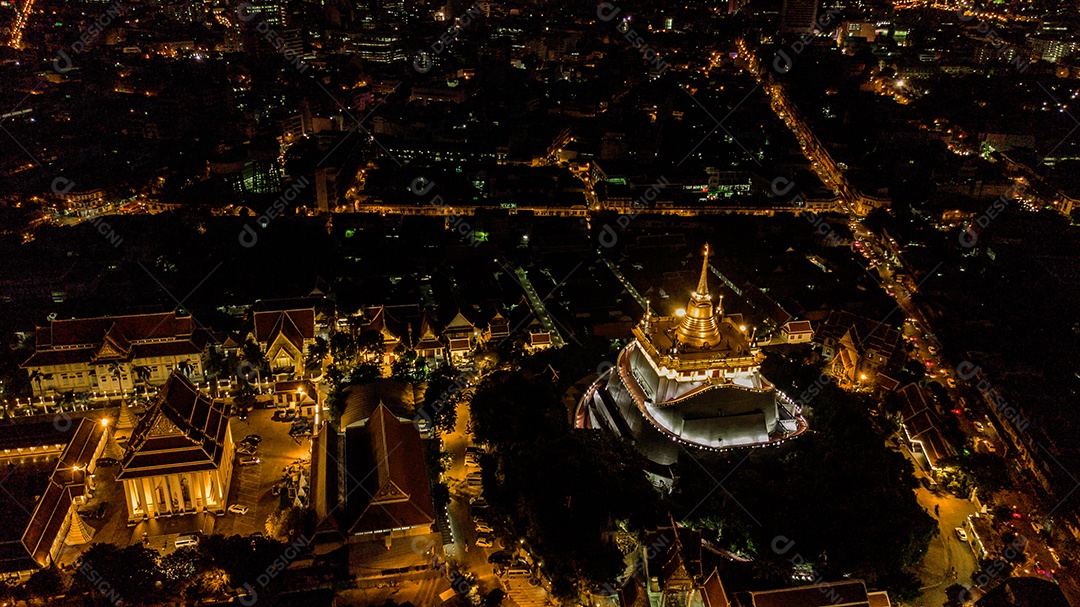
[
  {"left": 24, "top": 566, "right": 64, "bottom": 603},
  {"left": 72, "top": 543, "right": 161, "bottom": 604}
]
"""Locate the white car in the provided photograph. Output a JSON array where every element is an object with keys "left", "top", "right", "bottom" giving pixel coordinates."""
[
  {"left": 228, "top": 504, "right": 249, "bottom": 515},
  {"left": 955, "top": 527, "right": 968, "bottom": 542},
  {"left": 239, "top": 456, "right": 261, "bottom": 466},
  {"left": 476, "top": 535, "right": 494, "bottom": 548},
  {"left": 475, "top": 522, "right": 493, "bottom": 533}
]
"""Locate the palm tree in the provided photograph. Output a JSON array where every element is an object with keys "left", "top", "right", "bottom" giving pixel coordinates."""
[
  {"left": 58, "top": 391, "right": 75, "bottom": 413},
  {"left": 176, "top": 359, "right": 193, "bottom": 378},
  {"left": 106, "top": 362, "right": 122, "bottom": 389},
  {"left": 305, "top": 337, "right": 328, "bottom": 375},
  {"left": 241, "top": 339, "right": 267, "bottom": 388},
  {"left": 132, "top": 365, "right": 151, "bottom": 386},
  {"left": 28, "top": 370, "right": 46, "bottom": 396}
]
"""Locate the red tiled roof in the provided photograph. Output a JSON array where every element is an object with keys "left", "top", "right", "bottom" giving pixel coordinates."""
[
  {"left": 747, "top": 581, "right": 873, "bottom": 607},
  {"left": 21, "top": 348, "right": 96, "bottom": 367},
  {"left": 349, "top": 404, "right": 435, "bottom": 534},
  {"left": 702, "top": 569, "right": 729, "bottom": 607},
  {"left": 19, "top": 417, "right": 106, "bottom": 571},
  {"left": 898, "top": 383, "right": 931, "bottom": 421},
  {"left": 876, "top": 374, "right": 900, "bottom": 391},
  {"left": 131, "top": 334, "right": 208, "bottom": 359},
  {"left": 867, "top": 592, "right": 891, "bottom": 607},
  {"left": 784, "top": 320, "right": 813, "bottom": 334},
  {"left": 22, "top": 312, "right": 208, "bottom": 369},
  {"left": 44, "top": 312, "right": 194, "bottom": 348},
  {"left": 254, "top": 309, "right": 315, "bottom": 344},
  {"left": 117, "top": 373, "right": 230, "bottom": 480}
]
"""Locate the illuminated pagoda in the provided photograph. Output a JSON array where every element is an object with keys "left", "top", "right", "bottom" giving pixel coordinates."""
[{"left": 577, "top": 246, "right": 807, "bottom": 470}]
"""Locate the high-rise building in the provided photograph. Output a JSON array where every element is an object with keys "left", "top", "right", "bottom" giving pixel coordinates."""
[{"left": 780, "top": 0, "right": 818, "bottom": 34}]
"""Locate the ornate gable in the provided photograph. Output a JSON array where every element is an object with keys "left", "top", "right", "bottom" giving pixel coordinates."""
[
  {"left": 370, "top": 480, "right": 410, "bottom": 504},
  {"left": 149, "top": 411, "right": 184, "bottom": 437}
]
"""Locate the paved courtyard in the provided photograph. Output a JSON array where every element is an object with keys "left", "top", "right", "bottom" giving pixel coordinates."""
[{"left": 216, "top": 407, "right": 312, "bottom": 538}]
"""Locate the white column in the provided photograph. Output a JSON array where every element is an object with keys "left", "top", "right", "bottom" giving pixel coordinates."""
[
  {"left": 141, "top": 477, "right": 155, "bottom": 518},
  {"left": 124, "top": 480, "right": 137, "bottom": 521}
]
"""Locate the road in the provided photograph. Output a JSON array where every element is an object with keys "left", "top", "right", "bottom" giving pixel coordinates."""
[
  {"left": 602, "top": 258, "right": 648, "bottom": 312},
  {"left": 739, "top": 40, "right": 1080, "bottom": 604},
  {"left": 904, "top": 457, "right": 980, "bottom": 607},
  {"left": 512, "top": 266, "right": 567, "bottom": 348}
]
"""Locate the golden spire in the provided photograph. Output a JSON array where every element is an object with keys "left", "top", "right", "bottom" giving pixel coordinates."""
[
  {"left": 696, "top": 244, "right": 710, "bottom": 298},
  {"left": 676, "top": 245, "right": 722, "bottom": 348}
]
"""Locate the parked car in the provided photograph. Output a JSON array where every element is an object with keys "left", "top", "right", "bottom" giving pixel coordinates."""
[
  {"left": 475, "top": 522, "right": 493, "bottom": 533},
  {"left": 228, "top": 504, "right": 250, "bottom": 515},
  {"left": 973, "top": 422, "right": 986, "bottom": 433},
  {"left": 475, "top": 535, "right": 494, "bottom": 548},
  {"left": 175, "top": 534, "right": 200, "bottom": 548},
  {"left": 239, "top": 456, "right": 261, "bottom": 466},
  {"left": 271, "top": 484, "right": 282, "bottom": 496},
  {"left": 272, "top": 410, "right": 296, "bottom": 422},
  {"left": 238, "top": 445, "right": 257, "bottom": 456},
  {"left": 95, "top": 457, "right": 119, "bottom": 468},
  {"left": 242, "top": 435, "right": 262, "bottom": 445},
  {"left": 955, "top": 527, "right": 968, "bottom": 542}
]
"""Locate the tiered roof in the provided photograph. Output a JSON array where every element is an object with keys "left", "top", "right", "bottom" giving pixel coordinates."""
[
  {"left": 22, "top": 312, "right": 209, "bottom": 368},
  {"left": 253, "top": 308, "right": 315, "bottom": 352},
  {"left": 117, "top": 372, "right": 230, "bottom": 479}
]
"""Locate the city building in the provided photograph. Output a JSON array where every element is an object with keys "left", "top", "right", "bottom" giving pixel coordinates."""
[
  {"left": 895, "top": 383, "right": 952, "bottom": 474},
  {"left": 116, "top": 373, "right": 234, "bottom": 523},
  {"left": 0, "top": 416, "right": 109, "bottom": 580},
  {"left": 577, "top": 247, "right": 806, "bottom": 472},
  {"left": 781, "top": 320, "right": 814, "bottom": 344},
  {"left": 976, "top": 577, "right": 1070, "bottom": 607},
  {"left": 21, "top": 312, "right": 210, "bottom": 397},
  {"left": 413, "top": 313, "right": 446, "bottom": 361},
  {"left": 733, "top": 579, "right": 892, "bottom": 607},
  {"left": 780, "top": 0, "right": 818, "bottom": 34}
]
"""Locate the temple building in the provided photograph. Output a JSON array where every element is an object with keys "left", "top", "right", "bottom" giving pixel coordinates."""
[
  {"left": 310, "top": 392, "right": 438, "bottom": 553},
  {"left": 0, "top": 416, "right": 109, "bottom": 579},
  {"left": 252, "top": 306, "right": 317, "bottom": 376},
  {"left": 116, "top": 372, "right": 234, "bottom": 523},
  {"left": 21, "top": 312, "right": 210, "bottom": 397},
  {"left": 577, "top": 246, "right": 806, "bottom": 470}
]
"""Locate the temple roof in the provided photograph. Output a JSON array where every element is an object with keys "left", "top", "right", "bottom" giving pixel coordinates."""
[
  {"left": 0, "top": 417, "right": 107, "bottom": 573},
  {"left": 253, "top": 308, "right": 315, "bottom": 346},
  {"left": 637, "top": 246, "right": 757, "bottom": 368},
  {"left": 117, "top": 372, "right": 230, "bottom": 479},
  {"left": 736, "top": 580, "right": 879, "bottom": 607},
  {"left": 23, "top": 312, "right": 208, "bottom": 369},
  {"left": 345, "top": 404, "right": 435, "bottom": 534}
]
